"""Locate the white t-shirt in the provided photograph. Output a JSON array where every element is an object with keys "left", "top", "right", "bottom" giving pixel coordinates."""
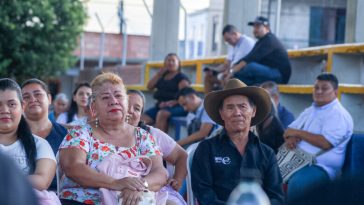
[
  {"left": 56, "top": 112, "right": 87, "bottom": 125},
  {"left": 148, "top": 126, "right": 176, "bottom": 157},
  {"left": 226, "top": 34, "right": 256, "bottom": 65},
  {"left": 0, "top": 135, "right": 56, "bottom": 175}
]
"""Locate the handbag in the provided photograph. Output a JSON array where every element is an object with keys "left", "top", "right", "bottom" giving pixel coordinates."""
[
  {"left": 277, "top": 118, "right": 317, "bottom": 183},
  {"left": 97, "top": 153, "right": 167, "bottom": 205},
  {"left": 33, "top": 189, "right": 62, "bottom": 205},
  {"left": 276, "top": 144, "right": 316, "bottom": 183},
  {"left": 277, "top": 136, "right": 347, "bottom": 183}
]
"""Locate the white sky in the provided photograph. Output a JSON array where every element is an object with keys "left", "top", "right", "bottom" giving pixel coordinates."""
[{"left": 84, "top": 0, "right": 209, "bottom": 38}]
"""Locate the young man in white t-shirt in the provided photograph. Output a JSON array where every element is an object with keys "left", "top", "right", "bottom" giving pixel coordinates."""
[{"left": 203, "top": 24, "right": 255, "bottom": 93}]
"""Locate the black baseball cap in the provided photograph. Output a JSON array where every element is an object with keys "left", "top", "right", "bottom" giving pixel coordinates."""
[{"left": 248, "top": 16, "right": 269, "bottom": 26}]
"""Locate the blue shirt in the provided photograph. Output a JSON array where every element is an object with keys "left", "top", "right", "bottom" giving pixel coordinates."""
[
  {"left": 47, "top": 121, "right": 67, "bottom": 190},
  {"left": 48, "top": 111, "right": 56, "bottom": 122},
  {"left": 277, "top": 103, "right": 295, "bottom": 129},
  {"left": 47, "top": 121, "right": 67, "bottom": 155},
  {"left": 288, "top": 99, "right": 353, "bottom": 179}
]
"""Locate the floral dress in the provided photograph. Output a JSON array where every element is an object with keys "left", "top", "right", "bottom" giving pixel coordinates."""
[{"left": 59, "top": 125, "right": 161, "bottom": 205}]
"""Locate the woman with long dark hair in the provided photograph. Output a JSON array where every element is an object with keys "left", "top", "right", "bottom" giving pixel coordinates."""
[
  {"left": 57, "top": 82, "right": 91, "bottom": 126},
  {"left": 0, "top": 78, "right": 56, "bottom": 191}
]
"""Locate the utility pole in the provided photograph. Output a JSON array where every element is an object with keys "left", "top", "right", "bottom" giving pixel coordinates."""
[
  {"left": 95, "top": 13, "right": 105, "bottom": 69},
  {"left": 180, "top": 2, "right": 188, "bottom": 59},
  {"left": 118, "top": 0, "right": 127, "bottom": 66}
]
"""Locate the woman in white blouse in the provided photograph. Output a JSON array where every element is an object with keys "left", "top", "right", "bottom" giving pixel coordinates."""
[{"left": 0, "top": 78, "right": 56, "bottom": 191}]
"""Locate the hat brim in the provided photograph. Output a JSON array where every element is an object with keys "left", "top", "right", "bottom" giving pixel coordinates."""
[
  {"left": 247, "top": 22, "right": 255, "bottom": 26},
  {"left": 247, "top": 21, "right": 268, "bottom": 26},
  {"left": 204, "top": 86, "right": 271, "bottom": 126}
]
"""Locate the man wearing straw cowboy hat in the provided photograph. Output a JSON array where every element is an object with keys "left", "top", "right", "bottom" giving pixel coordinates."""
[{"left": 191, "top": 78, "right": 284, "bottom": 205}]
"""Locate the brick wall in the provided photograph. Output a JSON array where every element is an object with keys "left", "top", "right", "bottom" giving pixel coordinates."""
[{"left": 73, "top": 32, "right": 150, "bottom": 59}]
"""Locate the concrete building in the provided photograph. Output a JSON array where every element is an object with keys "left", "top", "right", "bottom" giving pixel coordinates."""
[
  {"left": 185, "top": 0, "right": 224, "bottom": 59},
  {"left": 262, "top": 0, "right": 347, "bottom": 49},
  {"left": 57, "top": 32, "right": 150, "bottom": 97},
  {"left": 186, "top": 0, "right": 363, "bottom": 57},
  {"left": 55, "top": 0, "right": 364, "bottom": 97}
]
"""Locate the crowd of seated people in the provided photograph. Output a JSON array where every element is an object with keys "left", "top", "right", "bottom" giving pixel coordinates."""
[{"left": 0, "top": 16, "right": 363, "bottom": 205}]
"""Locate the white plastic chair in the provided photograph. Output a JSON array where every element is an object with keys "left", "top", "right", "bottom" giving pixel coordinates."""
[
  {"left": 186, "top": 142, "right": 200, "bottom": 205},
  {"left": 55, "top": 152, "right": 63, "bottom": 196}
]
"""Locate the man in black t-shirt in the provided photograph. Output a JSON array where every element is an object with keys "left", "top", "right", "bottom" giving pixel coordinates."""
[{"left": 226, "top": 16, "right": 291, "bottom": 86}]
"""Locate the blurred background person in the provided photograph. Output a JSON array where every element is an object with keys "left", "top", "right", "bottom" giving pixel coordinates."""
[
  {"left": 142, "top": 53, "right": 190, "bottom": 133},
  {"left": 57, "top": 82, "right": 91, "bottom": 127},
  {"left": 227, "top": 16, "right": 292, "bottom": 86},
  {"left": 261, "top": 81, "right": 294, "bottom": 129},
  {"left": 48, "top": 93, "right": 69, "bottom": 122},
  {"left": 176, "top": 87, "right": 217, "bottom": 147},
  {"left": 203, "top": 24, "right": 255, "bottom": 93}
]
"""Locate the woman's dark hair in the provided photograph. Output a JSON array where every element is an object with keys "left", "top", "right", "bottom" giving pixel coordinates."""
[
  {"left": 0, "top": 78, "right": 37, "bottom": 173},
  {"left": 164, "top": 53, "right": 181, "bottom": 72},
  {"left": 21, "top": 78, "right": 50, "bottom": 93},
  {"left": 137, "top": 121, "right": 150, "bottom": 132},
  {"left": 67, "top": 82, "right": 91, "bottom": 123},
  {"left": 127, "top": 89, "right": 146, "bottom": 112}
]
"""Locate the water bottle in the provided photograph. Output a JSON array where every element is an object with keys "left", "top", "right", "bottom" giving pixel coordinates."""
[{"left": 227, "top": 169, "right": 270, "bottom": 205}]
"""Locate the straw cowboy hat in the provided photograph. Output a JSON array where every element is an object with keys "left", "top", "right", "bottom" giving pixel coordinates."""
[{"left": 204, "top": 78, "right": 271, "bottom": 126}]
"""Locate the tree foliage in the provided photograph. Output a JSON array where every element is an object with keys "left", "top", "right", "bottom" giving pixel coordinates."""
[{"left": 0, "top": 0, "right": 86, "bottom": 82}]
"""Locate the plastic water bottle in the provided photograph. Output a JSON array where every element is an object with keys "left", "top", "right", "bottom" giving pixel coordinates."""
[{"left": 227, "top": 169, "right": 270, "bottom": 205}]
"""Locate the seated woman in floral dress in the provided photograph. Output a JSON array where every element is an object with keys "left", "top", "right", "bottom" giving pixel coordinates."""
[{"left": 59, "top": 73, "right": 167, "bottom": 205}]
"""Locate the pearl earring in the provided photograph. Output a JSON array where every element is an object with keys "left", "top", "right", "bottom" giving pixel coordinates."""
[{"left": 95, "top": 117, "right": 99, "bottom": 128}]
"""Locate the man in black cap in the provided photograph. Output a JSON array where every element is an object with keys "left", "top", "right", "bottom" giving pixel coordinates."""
[{"left": 226, "top": 16, "right": 292, "bottom": 86}]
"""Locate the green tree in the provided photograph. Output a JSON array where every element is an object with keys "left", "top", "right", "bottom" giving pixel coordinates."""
[{"left": 0, "top": 0, "right": 86, "bottom": 82}]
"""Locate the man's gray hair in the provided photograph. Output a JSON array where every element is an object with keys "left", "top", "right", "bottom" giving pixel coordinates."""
[
  {"left": 261, "top": 81, "right": 279, "bottom": 96},
  {"left": 54, "top": 93, "right": 69, "bottom": 103}
]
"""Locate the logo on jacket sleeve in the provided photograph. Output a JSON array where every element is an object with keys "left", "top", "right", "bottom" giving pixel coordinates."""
[{"left": 215, "top": 156, "right": 231, "bottom": 165}]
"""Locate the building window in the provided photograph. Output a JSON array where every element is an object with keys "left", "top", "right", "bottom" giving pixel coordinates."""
[
  {"left": 198, "top": 41, "right": 203, "bottom": 56},
  {"left": 309, "top": 7, "right": 346, "bottom": 46},
  {"left": 189, "top": 40, "right": 195, "bottom": 59},
  {"left": 211, "top": 15, "right": 219, "bottom": 51}
]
